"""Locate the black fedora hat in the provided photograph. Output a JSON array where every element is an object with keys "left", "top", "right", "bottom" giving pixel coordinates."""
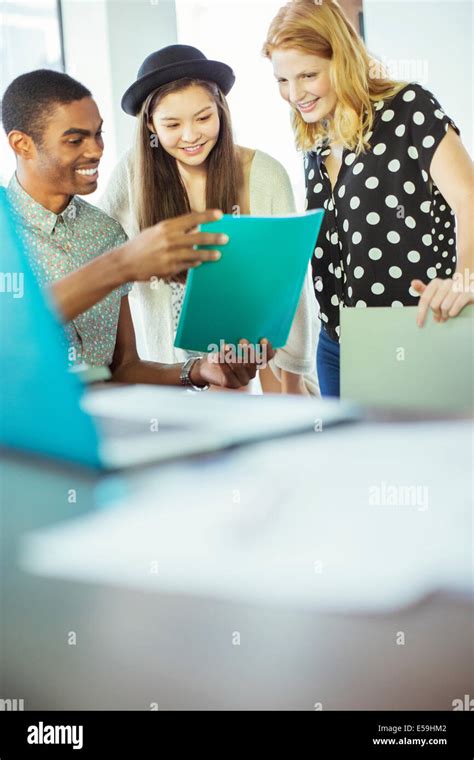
[{"left": 121, "top": 44, "right": 236, "bottom": 116}]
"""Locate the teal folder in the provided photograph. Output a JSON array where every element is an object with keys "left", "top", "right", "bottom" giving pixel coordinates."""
[{"left": 174, "top": 210, "right": 324, "bottom": 353}]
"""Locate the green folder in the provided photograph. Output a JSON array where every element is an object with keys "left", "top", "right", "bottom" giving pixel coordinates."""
[
  {"left": 174, "top": 210, "right": 324, "bottom": 353},
  {"left": 341, "top": 305, "right": 474, "bottom": 411}
]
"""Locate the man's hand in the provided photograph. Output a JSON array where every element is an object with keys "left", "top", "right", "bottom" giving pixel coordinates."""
[
  {"left": 412, "top": 277, "right": 474, "bottom": 327},
  {"left": 121, "top": 209, "right": 228, "bottom": 282},
  {"left": 48, "top": 209, "right": 228, "bottom": 323},
  {"left": 190, "top": 339, "right": 275, "bottom": 390}
]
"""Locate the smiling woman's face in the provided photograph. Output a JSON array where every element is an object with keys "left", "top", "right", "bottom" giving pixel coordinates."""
[
  {"left": 271, "top": 48, "right": 337, "bottom": 123},
  {"left": 150, "top": 84, "right": 220, "bottom": 167}
]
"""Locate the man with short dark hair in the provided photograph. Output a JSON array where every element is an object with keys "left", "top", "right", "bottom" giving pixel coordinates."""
[
  {"left": 1, "top": 69, "right": 272, "bottom": 389},
  {"left": 2, "top": 69, "right": 93, "bottom": 147}
]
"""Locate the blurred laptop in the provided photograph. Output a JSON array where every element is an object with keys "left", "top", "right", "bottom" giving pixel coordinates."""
[
  {"left": 0, "top": 188, "right": 357, "bottom": 470},
  {"left": 340, "top": 305, "right": 473, "bottom": 412}
]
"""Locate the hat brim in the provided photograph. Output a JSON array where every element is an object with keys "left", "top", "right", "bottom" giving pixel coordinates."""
[{"left": 121, "top": 58, "right": 235, "bottom": 115}]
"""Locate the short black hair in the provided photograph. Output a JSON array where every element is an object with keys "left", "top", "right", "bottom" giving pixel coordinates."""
[{"left": 1, "top": 69, "right": 92, "bottom": 144}]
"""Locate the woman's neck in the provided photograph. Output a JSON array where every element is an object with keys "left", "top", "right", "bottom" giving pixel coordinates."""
[
  {"left": 177, "top": 159, "right": 208, "bottom": 212},
  {"left": 177, "top": 158, "right": 208, "bottom": 184},
  {"left": 174, "top": 146, "right": 252, "bottom": 214}
]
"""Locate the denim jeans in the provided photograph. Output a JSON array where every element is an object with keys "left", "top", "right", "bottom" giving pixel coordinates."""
[{"left": 316, "top": 327, "right": 340, "bottom": 398}]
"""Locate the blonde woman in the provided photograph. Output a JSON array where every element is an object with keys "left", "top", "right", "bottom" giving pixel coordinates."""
[
  {"left": 263, "top": 0, "right": 474, "bottom": 397},
  {"left": 100, "top": 45, "right": 319, "bottom": 395}
]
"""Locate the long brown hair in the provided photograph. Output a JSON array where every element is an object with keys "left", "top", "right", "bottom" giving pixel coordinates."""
[
  {"left": 133, "top": 78, "right": 242, "bottom": 231},
  {"left": 262, "top": 0, "right": 406, "bottom": 154}
]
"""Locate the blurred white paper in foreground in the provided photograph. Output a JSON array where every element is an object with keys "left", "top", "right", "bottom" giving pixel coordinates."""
[{"left": 20, "top": 420, "right": 473, "bottom": 614}]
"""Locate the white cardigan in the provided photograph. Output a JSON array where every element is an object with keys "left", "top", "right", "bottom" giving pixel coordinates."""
[{"left": 99, "top": 149, "right": 320, "bottom": 395}]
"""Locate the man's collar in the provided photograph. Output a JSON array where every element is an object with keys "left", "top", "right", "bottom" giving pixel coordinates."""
[{"left": 7, "top": 174, "right": 79, "bottom": 234}]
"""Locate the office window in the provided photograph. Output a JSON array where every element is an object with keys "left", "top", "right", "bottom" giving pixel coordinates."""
[{"left": 0, "top": 0, "right": 64, "bottom": 182}]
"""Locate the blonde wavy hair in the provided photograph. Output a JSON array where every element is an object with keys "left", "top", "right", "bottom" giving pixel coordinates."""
[{"left": 262, "top": 0, "right": 407, "bottom": 154}]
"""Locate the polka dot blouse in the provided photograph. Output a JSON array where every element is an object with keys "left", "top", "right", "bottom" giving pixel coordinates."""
[{"left": 305, "top": 83, "right": 459, "bottom": 341}]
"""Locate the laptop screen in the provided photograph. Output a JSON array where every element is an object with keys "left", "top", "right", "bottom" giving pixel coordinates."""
[
  {"left": 340, "top": 304, "right": 473, "bottom": 412},
  {"left": 0, "top": 186, "right": 102, "bottom": 468}
]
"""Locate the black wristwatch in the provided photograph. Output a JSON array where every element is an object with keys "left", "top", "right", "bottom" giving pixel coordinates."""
[{"left": 179, "top": 356, "right": 210, "bottom": 391}]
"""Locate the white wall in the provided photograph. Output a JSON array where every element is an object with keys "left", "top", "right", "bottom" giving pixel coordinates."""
[
  {"left": 104, "top": 0, "right": 178, "bottom": 164},
  {"left": 61, "top": 0, "right": 178, "bottom": 201},
  {"left": 60, "top": 0, "right": 117, "bottom": 197},
  {"left": 61, "top": 0, "right": 178, "bottom": 357},
  {"left": 364, "top": 0, "right": 473, "bottom": 155},
  {"left": 5, "top": 1, "right": 471, "bottom": 195},
  {"left": 177, "top": 0, "right": 474, "bottom": 209},
  {"left": 176, "top": 0, "right": 307, "bottom": 210}
]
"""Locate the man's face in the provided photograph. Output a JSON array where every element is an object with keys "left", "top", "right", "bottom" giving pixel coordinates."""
[{"left": 32, "top": 97, "right": 104, "bottom": 195}]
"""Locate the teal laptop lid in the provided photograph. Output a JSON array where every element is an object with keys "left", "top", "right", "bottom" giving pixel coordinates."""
[
  {"left": 0, "top": 187, "right": 102, "bottom": 468},
  {"left": 174, "top": 210, "right": 324, "bottom": 353}
]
